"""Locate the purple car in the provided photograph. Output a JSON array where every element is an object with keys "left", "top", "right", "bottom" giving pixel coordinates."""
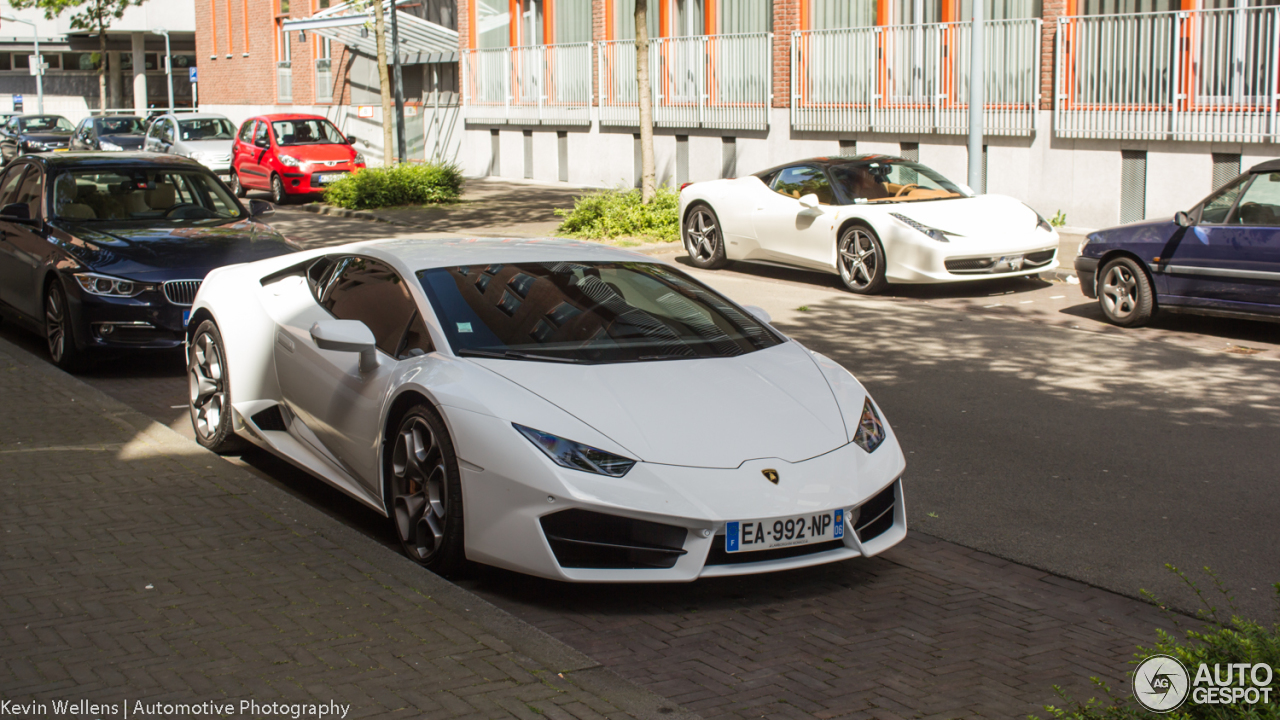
[{"left": 1075, "top": 159, "right": 1280, "bottom": 328}]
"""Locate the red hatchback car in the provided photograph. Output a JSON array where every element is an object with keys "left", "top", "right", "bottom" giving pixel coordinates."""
[{"left": 229, "top": 113, "right": 365, "bottom": 204}]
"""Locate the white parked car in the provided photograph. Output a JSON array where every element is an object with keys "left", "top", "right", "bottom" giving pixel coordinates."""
[
  {"left": 187, "top": 238, "right": 907, "bottom": 581},
  {"left": 679, "top": 155, "right": 1059, "bottom": 293},
  {"left": 144, "top": 113, "right": 238, "bottom": 176}
]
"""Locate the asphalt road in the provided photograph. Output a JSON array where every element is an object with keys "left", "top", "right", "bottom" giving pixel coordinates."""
[{"left": 4, "top": 209, "right": 1277, "bottom": 622}]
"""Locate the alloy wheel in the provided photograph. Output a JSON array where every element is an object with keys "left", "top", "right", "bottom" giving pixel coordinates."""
[
  {"left": 391, "top": 417, "right": 448, "bottom": 561},
  {"left": 1100, "top": 264, "right": 1138, "bottom": 319},
  {"left": 230, "top": 171, "right": 244, "bottom": 198},
  {"left": 45, "top": 285, "right": 68, "bottom": 364},
  {"left": 271, "top": 176, "right": 286, "bottom": 205},
  {"left": 839, "top": 229, "right": 879, "bottom": 291},
  {"left": 189, "top": 331, "right": 228, "bottom": 441},
  {"left": 686, "top": 208, "right": 720, "bottom": 262}
]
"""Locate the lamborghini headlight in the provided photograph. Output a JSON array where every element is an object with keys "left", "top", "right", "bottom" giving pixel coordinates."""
[
  {"left": 890, "top": 212, "right": 955, "bottom": 243},
  {"left": 73, "top": 272, "right": 155, "bottom": 298},
  {"left": 852, "top": 398, "right": 886, "bottom": 454},
  {"left": 514, "top": 423, "right": 637, "bottom": 477}
]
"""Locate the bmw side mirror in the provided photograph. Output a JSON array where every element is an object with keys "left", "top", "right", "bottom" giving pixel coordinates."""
[
  {"left": 0, "top": 202, "right": 32, "bottom": 222},
  {"left": 798, "top": 193, "right": 820, "bottom": 210},
  {"left": 743, "top": 305, "right": 772, "bottom": 324},
  {"left": 1174, "top": 210, "right": 1193, "bottom": 228},
  {"left": 310, "top": 320, "right": 379, "bottom": 374},
  {"left": 249, "top": 199, "right": 275, "bottom": 219}
]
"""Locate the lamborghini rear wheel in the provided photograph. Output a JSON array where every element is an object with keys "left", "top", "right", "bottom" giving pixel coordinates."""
[{"left": 388, "top": 405, "right": 466, "bottom": 577}]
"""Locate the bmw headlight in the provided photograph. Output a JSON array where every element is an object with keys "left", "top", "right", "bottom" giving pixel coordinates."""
[
  {"left": 353, "top": 152, "right": 366, "bottom": 165},
  {"left": 279, "top": 154, "right": 301, "bottom": 167},
  {"left": 514, "top": 424, "right": 637, "bottom": 477},
  {"left": 890, "top": 212, "right": 956, "bottom": 243},
  {"left": 852, "top": 399, "right": 886, "bottom": 454},
  {"left": 99, "top": 141, "right": 123, "bottom": 151},
  {"left": 73, "top": 272, "right": 155, "bottom": 298}
]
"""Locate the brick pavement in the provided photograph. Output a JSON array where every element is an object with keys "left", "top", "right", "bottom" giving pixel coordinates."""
[{"left": 0, "top": 336, "right": 697, "bottom": 720}]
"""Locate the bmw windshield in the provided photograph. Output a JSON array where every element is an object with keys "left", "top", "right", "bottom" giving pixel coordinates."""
[
  {"left": 52, "top": 169, "right": 246, "bottom": 222},
  {"left": 418, "top": 261, "right": 782, "bottom": 364}
]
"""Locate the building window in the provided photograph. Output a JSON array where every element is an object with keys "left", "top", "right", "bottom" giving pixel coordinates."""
[
  {"left": 315, "top": 37, "right": 333, "bottom": 103},
  {"left": 1211, "top": 153, "right": 1241, "bottom": 190},
  {"left": 277, "top": 23, "right": 293, "bottom": 103},
  {"left": 279, "top": 0, "right": 290, "bottom": 14},
  {"left": 1120, "top": 150, "right": 1147, "bottom": 224}
]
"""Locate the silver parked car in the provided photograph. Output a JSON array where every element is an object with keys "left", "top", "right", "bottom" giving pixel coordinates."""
[{"left": 144, "top": 113, "right": 237, "bottom": 176}]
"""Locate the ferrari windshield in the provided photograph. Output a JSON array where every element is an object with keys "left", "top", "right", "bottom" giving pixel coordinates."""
[
  {"left": 52, "top": 169, "right": 245, "bottom": 222},
  {"left": 829, "top": 159, "right": 964, "bottom": 203},
  {"left": 418, "top": 261, "right": 782, "bottom": 363}
]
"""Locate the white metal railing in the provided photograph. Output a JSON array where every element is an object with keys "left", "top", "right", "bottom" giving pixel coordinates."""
[
  {"left": 791, "top": 19, "right": 1041, "bottom": 136},
  {"left": 1055, "top": 7, "right": 1280, "bottom": 142},
  {"left": 277, "top": 62, "right": 293, "bottom": 104},
  {"left": 598, "top": 33, "right": 772, "bottom": 131},
  {"left": 315, "top": 59, "right": 333, "bottom": 103},
  {"left": 461, "top": 42, "right": 593, "bottom": 125}
]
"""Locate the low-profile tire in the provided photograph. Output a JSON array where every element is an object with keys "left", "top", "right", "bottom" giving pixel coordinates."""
[
  {"left": 837, "top": 224, "right": 888, "bottom": 294},
  {"left": 188, "top": 320, "right": 247, "bottom": 455},
  {"left": 386, "top": 405, "right": 466, "bottom": 577},
  {"left": 270, "top": 174, "right": 288, "bottom": 205},
  {"left": 229, "top": 170, "right": 246, "bottom": 198},
  {"left": 683, "top": 203, "right": 729, "bottom": 269},
  {"left": 45, "top": 280, "right": 87, "bottom": 372},
  {"left": 1097, "top": 257, "right": 1154, "bottom": 327}
]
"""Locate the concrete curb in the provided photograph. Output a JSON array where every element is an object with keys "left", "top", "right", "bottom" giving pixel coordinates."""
[{"left": 0, "top": 335, "right": 701, "bottom": 720}]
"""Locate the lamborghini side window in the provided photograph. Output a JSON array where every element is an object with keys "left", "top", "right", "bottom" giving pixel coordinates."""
[{"left": 322, "top": 256, "right": 425, "bottom": 357}]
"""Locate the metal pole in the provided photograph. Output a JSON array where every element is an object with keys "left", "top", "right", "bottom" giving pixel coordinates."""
[
  {"left": 390, "top": 0, "right": 407, "bottom": 163},
  {"left": 34, "top": 24, "right": 43, "bottom": 114},
  {"left": 967, "top": 0, "right": 984, "bottom": 193},
  {"left": 164, "top": 31, "right": 174, "bottom": 114}
]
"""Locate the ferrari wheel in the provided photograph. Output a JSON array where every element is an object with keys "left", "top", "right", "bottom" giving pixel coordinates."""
[
  {"left": 189, "top": 320, "right": 246, "bottom": 454},
  {"left": 388, "top": 406, "right": 465, "bottom": 576},
  {"left": 684, "top": 204, "right": 728, "bottom": 269},
  {"left": 1098, "top": 257, "right": 1154, "bottom": 327},
  {"left": 229, "top": 170, "right": 246, "bottom": 198},
  {"left": 837, "top": 225, "right": 887, "bottom": 294},
  {"left": 45, "top": 280, "right": 86, "bottom": 372},
  {"left": 271, "top": 174, "right": 287, "bottom": 205}
]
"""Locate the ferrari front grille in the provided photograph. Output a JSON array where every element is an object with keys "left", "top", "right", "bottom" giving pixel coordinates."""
[
  {"left": 944, "top": 257, "right": 997, "bottom": 273},
  {"left": 163, "top": 280, "right": 202, "bottom": 306},
  {"left": 1024, "top": 249, "right": 1057, "bottom": 266},
  {"left": 540, "top": 509, "right": 688, "bottom": 569}
]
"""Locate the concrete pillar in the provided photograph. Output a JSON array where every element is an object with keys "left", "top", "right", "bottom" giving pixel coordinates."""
[
  {"left": 131, "top": 32, "right": 147, "bottom": 115},
  {"left": 107, "top": 51, "right": 122, "bottom": 110}
]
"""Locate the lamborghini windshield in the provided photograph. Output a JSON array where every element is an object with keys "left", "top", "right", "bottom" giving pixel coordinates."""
[
  {"left": 418, "top": 261, "right": 782, "bottom": 364},
  {"left": 830, "top": 159, "right": 965, "bottom": 203}
]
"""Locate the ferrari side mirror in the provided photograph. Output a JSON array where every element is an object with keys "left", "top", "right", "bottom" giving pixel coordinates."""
[
  {"left": 1174, "top": 210, "right": 1193, "bottom": 228},
  {"left": 743, "top": 305, "right": 772, "bottom": 324},
  {"left": 798, "top": 193, "right": 820, "bottom": 209},
  {"left": 310, "top": 320, "right": 379, "bottom": 373}
]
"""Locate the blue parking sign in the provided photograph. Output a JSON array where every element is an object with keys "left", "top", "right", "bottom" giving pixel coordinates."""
[{"left": 189, "top": 67, "right": 198, "bottom": 83}]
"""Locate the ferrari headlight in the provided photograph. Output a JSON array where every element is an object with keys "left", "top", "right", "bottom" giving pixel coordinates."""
[
  {"left": 99, "top": 141, "right": 124, "bottom": 151},
  {"left": 852, "top": 398, "right": 886, "bottom": 454},
  {"left": 890, "top": 212, "right": 954, "bottom": 243},
  {"left": 514, "top": 423, "right": 637, "bottom": 477},
  {"left": 279, "top": 154, "right": 301, "bottom": 167},
  {"left": 73, "top": 272, "right": 154, "bottom": 298}
]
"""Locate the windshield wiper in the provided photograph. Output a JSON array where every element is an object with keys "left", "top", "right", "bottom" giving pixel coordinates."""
[{"left": 455, "top": 348, "right": 583, "bottom": 364}]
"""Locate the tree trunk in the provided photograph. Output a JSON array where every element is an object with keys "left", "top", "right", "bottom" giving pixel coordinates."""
[
  {"left": 372, "top": 2, "right": 394, "bottom": 166},
  {"left": 97, "top": 17, "right": 108, "bottom": 114},
  {"left": 635, "top": 0, "right": 655, "bottom": 204}
]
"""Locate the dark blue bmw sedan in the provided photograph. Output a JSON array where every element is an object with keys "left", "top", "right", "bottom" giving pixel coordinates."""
[{"left": 1075, "top": 159, "right": 1280, "bottom": 327}]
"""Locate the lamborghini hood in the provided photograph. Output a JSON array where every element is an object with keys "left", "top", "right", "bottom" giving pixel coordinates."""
[{"left": 472, "top": 341, "right": 851, "bottom": 469}]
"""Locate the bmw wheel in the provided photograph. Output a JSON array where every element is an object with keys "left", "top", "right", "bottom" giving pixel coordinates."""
[
  {"left": 45, "top": 280, "right": 86, "bottom": 372},
  {"left": 684, "top": 204, "right": 728, "bottom": 269},
  {"left": 837, "top": 225, "right": 888, "bottom": 294},
  {"left": 229, "top": 170, "right": 246, "bottom": 198},
  {"left": 271, "top": 174, "right": 287, "bottom": 205},
  {"left": 189, "top": 320, "right": 246, "bottom": 454},
  {"left": 388, "top": 405, "right": 466, "bottom": 576},
  {"left": 1098, "top": 257, "right": 1154, "bottom": 327}
]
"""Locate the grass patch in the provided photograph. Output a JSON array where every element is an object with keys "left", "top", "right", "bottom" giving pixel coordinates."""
[
  {"left": 554, "top": 186, "right": 680, "bottom": 244},
  {"left": 323, "top": 161, "right": 463, "bottom": 210}
]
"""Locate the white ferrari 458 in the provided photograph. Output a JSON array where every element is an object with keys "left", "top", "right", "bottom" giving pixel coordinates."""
[
  {"left": 679, "top": 154, "right": 1060, "bottom": 293},
  {"left": 186, "top": 238, "right": 906, "bottom": 581}
]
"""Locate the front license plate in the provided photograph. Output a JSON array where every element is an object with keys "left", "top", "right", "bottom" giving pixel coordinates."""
[
  {"left": 53, "top": 148, "right": 69, "bottom": 152},
  {"left": 318, "top": 173, "right": 345, "bottom": 184},
  {"left": 182, "top": 310, "right": 191, "bottom": 327},
  {"left": 726, "top": 508, "right": 844, "bottom": 553}
]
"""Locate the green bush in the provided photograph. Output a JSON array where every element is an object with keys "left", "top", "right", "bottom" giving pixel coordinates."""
[
  {"left": 323, "top": 161, "right": 463, "bottom": 210},
  {"left": 554, "top": 186, "right": 680, "bottom": 244},
  {"left": 1034, "top": 568, "right": 1280, "bottom": 720}
]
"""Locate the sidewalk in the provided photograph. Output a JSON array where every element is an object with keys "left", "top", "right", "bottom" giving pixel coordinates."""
[{"left": 0, "top": 336, "right": 697, "bottom": 720}]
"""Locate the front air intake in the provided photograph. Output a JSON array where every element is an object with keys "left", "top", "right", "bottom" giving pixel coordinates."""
[
  {"left": 540, "top": 509, "right": 688, "bottom": 569},
  {"left": 854, "top": 483, "right": 896, "bottom": 543}
]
